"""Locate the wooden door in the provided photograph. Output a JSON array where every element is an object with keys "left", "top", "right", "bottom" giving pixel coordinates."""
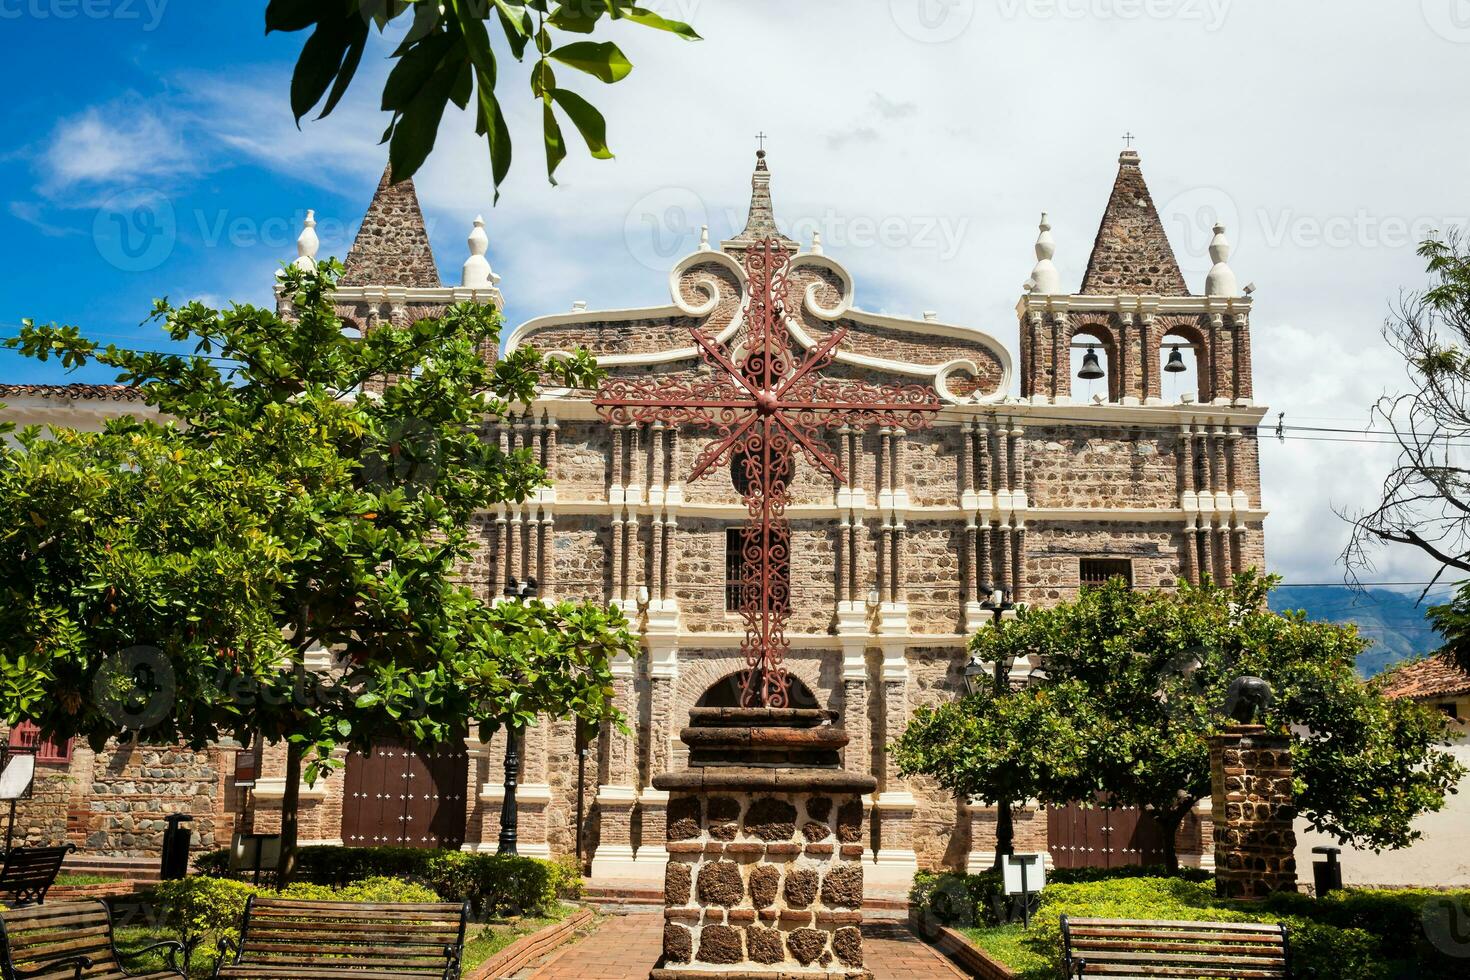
[
  {"left": 1046, "top": 802, "right": 1168, "bottom": 869},
  {"left": 342, "top": 739, "right": 468, "bottom": 848}
]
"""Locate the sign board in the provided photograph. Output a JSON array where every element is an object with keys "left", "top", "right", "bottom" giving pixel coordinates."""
[
  {"left": 1003, "top": 852, "right": 1046, "bottom": 896},
  {"left": 0, "top": 754, "right": 35, "bottom": 801}
]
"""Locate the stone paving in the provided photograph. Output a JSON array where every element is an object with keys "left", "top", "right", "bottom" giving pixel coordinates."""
[{"left": 525, "top": 912, "right": 967, "bottom": 979}]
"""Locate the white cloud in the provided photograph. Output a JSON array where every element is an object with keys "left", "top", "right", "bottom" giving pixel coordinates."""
[{"left": 40, "top": 103, "right": 194, "bottom": 196}]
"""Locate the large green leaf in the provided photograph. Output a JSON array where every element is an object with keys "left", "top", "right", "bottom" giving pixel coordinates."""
[
  {"left": 548, "top": 40, "right": 632, "bottom": 83},
  {"left": 542, "top": 101, "right": 567, "bottom": 184},
  {"left": 550, "top": 88, "right": 613, "bottom": 159}
]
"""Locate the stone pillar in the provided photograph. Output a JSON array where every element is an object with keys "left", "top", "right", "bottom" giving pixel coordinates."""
[
  {"left": 869, "top": 644, "right": 917, "bottom": 889},
  {"left": 653, "top": 708, "right": 875, "bottom": 979},
  {"left": 591, "top": 651, "right": 642, "bottom": 880},
  {"left": 1208, "top": 725, "right": 1297, "bottom": 899}
]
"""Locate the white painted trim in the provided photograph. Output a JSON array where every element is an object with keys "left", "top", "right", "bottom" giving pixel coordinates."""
[{"left": 251, "top": 777, "right": 329, "bottom": 802}]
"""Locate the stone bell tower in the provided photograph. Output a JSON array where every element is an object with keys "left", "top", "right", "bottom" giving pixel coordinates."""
[{"left": 1016, "top": 149, "right": 1254, "bottom": 407}]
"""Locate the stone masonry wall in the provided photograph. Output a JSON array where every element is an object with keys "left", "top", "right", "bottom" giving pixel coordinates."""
[{"left": 661, "top": 790, "right": 868, "bottom": 974}]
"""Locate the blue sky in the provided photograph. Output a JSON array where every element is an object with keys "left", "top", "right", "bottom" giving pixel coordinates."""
[{"left": 4, "top": 1, "right": 1470, "bottom": 587}]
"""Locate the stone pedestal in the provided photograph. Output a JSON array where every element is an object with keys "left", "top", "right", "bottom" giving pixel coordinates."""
[
  {"left": 650, "top": 707, "right": 877, "bottom": 979},
  {"left": 1208, "top": 725, "right": 1297, "bottom": 899}
]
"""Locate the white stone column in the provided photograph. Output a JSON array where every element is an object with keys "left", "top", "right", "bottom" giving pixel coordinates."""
[
  {"left": 590, "top": 650, "right": 642, "bottom": 880},
  {"left": 869, "top": 641, "right": 919, "bottom": 887}
]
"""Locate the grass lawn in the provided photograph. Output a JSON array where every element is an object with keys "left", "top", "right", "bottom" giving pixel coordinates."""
[
  {"left": 54, "top": 873, "right": 117, "bottom": 886},
  {"left": 113, "top": 902, "right": 581, "bottom": 978},
  {"left": 959, "top": 924, "right": 1052, "bottom": 979}
]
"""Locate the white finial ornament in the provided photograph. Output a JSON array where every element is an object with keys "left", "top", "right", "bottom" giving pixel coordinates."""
[
  {"left": 1205, "top": 222, "right": 1239, "bottom": 297},
  {"left": 462, "top": 215, "right": 498, "bottom": 288},
  {"left": 810, "top": 230, "right": 824, "bottom": 255},
  {"left": 293, "top": 210, "right": 319, "bottom": 271},
  {"left": 698, "top": 225, "right": 711, "bottom": 251},
  {"left": 1027, "top": 212, "right": 1061, "bottom": 295}
]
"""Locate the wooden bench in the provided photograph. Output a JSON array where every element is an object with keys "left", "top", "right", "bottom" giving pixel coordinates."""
[
  {"left": 0, "top": 845, "right": 76, "bottom": 906},
  {"left": 0, "top": 900, "right": 186, "bottom": 980},
  {"left": 1061, "top": 915, "right": 1292, "bottom": 978},
  {"left": 212, "top": 896, "right": 470, "bottom": 980}
]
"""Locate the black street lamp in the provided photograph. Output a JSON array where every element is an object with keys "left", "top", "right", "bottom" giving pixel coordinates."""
[
  {"left": 497, "top": 575, "right": 539, "bottom": 857},
  {"left": 965, "top": 584, "right": 1018, "bottom": 869}
]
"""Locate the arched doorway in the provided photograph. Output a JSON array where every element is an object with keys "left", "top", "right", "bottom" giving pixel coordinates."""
[{"left": 695, "top": 672, "right": 820, "bottom": 709}]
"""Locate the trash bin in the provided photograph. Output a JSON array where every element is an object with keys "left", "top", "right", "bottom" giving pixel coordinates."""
[
  {"left": 160, "top": 813, "right": 192, "bottom": 880},
  {"left": 1311, "top": 845, "right": 1342, "bottom": 896}
]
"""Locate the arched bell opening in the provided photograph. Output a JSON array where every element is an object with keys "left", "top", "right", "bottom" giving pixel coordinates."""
[
  {"left": 1069, "top": 326, "right": 1118, "bottom": 403},
  {"left": 1160, "top": 327, "right": 1207, "bottom": 404}
]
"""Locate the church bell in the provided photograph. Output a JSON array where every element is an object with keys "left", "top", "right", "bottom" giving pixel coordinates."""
[
  {"left": 1077, "top": 346, "right": 1105, "bottom": 381},
  {"left": 1164, "top": 346, "right": 1188, "bottom": 373}
]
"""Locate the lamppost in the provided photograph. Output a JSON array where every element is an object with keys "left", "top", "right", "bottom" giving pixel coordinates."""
[
  {"left": 964, "top": 584, "right": 1017, "bottom": 868},
  {"left": 497, "top": 575, "right": 538, "bottom": 856}
]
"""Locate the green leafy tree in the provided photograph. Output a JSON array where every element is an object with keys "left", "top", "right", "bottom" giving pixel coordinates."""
[
  {"left": 894, "top": 574, "right": 1464, "bottom": 870},
  {"left": 267, "top": 0, "right": 700, "bottom": 196},
  {"left": 0, "top": 262, "right": 638, "bottom": 875}
]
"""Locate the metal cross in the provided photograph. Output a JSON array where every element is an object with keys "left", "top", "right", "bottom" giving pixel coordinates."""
[
  {"left": 595, "top": 238, "right": 942, "bottom": 706},
  {"left": 755, "top": 131, "right": 768, "bottom": 152},
  {"left": 1122, "top": 131, "right": 1136, "bottom": 149}
]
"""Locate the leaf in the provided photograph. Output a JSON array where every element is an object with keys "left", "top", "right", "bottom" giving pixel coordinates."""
[
  {"left": 264, "top": 0, "right": 318, "bottom": 33},
  {"left": 289, "top": 14, "right": 355, "bottom": 124},
  {"left": 548, "top": 2, "right": 604, "bottom": 33},
  {"left": 548, "top": 41, "right": 632, "bottom": 83},
  {"left": 388, "top": 58, "right": 463, "bottom": 182},
  {"left": 549, "top": 89, "right": 612, "bottom": 159},
  {"left": 619, "top": 5, "right": 701, "bottom": 40}
]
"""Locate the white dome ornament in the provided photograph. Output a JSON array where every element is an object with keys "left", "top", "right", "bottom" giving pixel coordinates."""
[
  {"left": 462, "top": 215, "right": 499, "bottom": 288},
  {"left": 1027, "top": 212, "right": 1062, "bottom": 295},
  {"left": 292, "top": 210, "right": 319, "bottom": 272},
  {"left": 1205, "top": 223, "right": 1240, "bottom": 297}
]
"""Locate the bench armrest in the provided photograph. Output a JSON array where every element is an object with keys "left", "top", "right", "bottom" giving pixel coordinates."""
[
  {"left": 122, "top": 939, "right": 185, "bottom": 976},
  {"left": 442, "top": 944, "right": 463, "bottom": 980},
  {"left": 1072, "top": 957, "right": 1088, "bottom": 978},
  {"left": 210, "top": 936, "right": 239, "bottom": 979},
  {"left": 15, "top": 955, "right": 92, "bottom": 980}
]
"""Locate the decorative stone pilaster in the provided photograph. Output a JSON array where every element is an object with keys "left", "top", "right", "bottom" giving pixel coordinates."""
[
  {"left": 592, "top": 651, "right": 643, "bottom": 879},
  {"left": 1208, "top": 725, "right": 1297, "bottom": 899},
  {"left": 868, "top": 644, "right": 917, "bottom": 888},
  {"left": 652, "top": 708, "right": 875, "bottom": 979}
]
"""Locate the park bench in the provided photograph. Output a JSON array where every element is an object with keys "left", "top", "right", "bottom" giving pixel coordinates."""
[
  {"left": 0, "top": 845, "right": 76, "bottom": 907},
  {"left": 213, "top": 896, "right": 470, "bottom": 980},
  {"left": 0, "top": 900, "right": 186, "bottom": 980},
  {"left": 1061, "top": 914, "right": 1291, "bottom": 978}
]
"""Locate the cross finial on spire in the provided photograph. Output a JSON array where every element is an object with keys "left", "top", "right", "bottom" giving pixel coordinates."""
[
  {"left": 755, "top": 131, "right": 768, "bottom": 152},
  {"left": 1121, "top": 131, "right": 1137, "bottom": 149}
]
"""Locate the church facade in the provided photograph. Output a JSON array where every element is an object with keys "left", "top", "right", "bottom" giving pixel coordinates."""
[{"left": 5, "top": 148, "right": 1266, "bottom": 883}]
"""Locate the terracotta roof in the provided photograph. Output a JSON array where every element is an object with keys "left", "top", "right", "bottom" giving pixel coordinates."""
[
  {"left": 0, "top": 384, "right": 145, "bottom": 402},
  {"left": 1380, "top": 653, "right": 1470, "bottom": 701},
  {"left": 1080, "top": 150, "right": 1190, "bottom": 297},
  {"left": 341, "top": 164, "right": 442, "bottom": 288}
]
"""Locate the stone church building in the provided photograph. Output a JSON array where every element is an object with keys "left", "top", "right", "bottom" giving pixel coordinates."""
[{"left": 5, "top": 148, "right": 1265, "bottom": 884}]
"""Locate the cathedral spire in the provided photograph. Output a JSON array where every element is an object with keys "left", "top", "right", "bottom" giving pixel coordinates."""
[
  {"left": 1079, "top": 149, "right": 1189, "bottom": 296},
  {"left": 341, "top": 164, "right": 442, "bottom": 288},
  {"left": 725, "top": 149, "right": 796, "bottom": 250}
]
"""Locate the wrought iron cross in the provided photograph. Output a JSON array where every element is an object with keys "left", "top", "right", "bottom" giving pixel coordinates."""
[{"left": 595, "top": 238, "right": 942, "bottom": 707}]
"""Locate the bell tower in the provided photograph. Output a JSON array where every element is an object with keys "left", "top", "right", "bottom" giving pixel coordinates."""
[{"left": 1017, "top": 150, "right": 1254, "bottom": 407}]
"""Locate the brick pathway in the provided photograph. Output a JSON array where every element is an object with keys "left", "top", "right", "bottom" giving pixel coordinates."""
[{"left": 526, "top": 912, "right": 966, "bottom": 979}]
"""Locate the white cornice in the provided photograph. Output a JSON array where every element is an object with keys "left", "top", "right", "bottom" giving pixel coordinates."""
[{"left": 1016, "top": 292, "right": 1254, "bottom": 317}]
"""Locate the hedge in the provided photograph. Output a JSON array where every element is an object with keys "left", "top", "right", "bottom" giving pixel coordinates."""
[
  {"left": 193, "top": 846, "right": 581, "bottom": 918},
  {"left": 923, "top": 871, "right": 1470, "bottom": 980}
]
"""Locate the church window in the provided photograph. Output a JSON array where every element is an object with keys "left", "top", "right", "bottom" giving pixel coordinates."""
[
  {"left": 7, "top": 721, "right": 72, "bottom": 765},
  {"left": 1080, "top": 558, "right": 1133, "bottom": 589}
]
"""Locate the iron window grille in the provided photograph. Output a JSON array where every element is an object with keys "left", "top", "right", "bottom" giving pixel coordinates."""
[{"left": 1080, "top": 558, "right": 1134, "bottom": 589}]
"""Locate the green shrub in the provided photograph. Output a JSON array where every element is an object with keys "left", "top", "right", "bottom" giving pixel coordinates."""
[
  {"left": 191, "top": 848, "right": 231, "bottom": 878},
  {"left": 548, "top": 854, "right": 585, "bottom": 900},
  {"left": 152, "top": 876, "right": 258, "bottom": 952},
  {"left": 281, "top": 876, "right": 442, "bottom": 905}
]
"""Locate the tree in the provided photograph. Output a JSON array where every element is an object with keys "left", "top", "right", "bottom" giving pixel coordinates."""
[
  {"left": 0, "top": 261, "right": 638, "bottom": 875},
  {"left": 893, "top": 574, "right": 1465, "bottom": 870},
  {"left": 266, "top": 0, "right": 700, "bottom": 197},
  {"left": 1346, "top": 234, "right": 1470, "bottom": 667}
]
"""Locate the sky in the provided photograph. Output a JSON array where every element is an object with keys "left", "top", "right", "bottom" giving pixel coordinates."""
[{"left": 2, "top": 0, "right": 1468, "bottom": 590}]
